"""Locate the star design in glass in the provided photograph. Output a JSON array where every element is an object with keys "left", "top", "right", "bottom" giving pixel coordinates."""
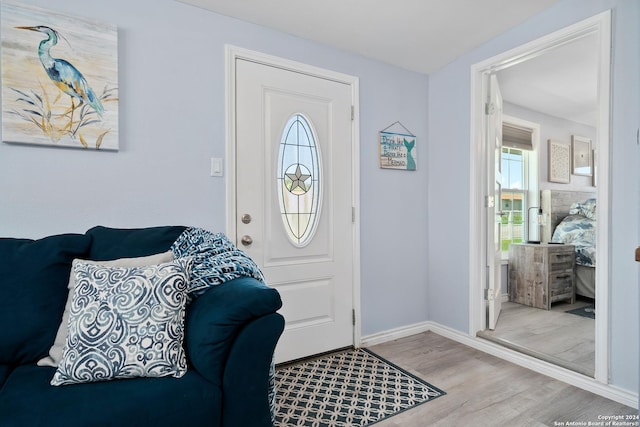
[{"left": 285, "top": 164, "right": 312, "bottom": 195}]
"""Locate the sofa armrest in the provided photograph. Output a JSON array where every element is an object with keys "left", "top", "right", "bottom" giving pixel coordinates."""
[
  {"left": 184, "top": 277, "right": 282, "bottom": 386},
  {"left": 222, "top": 312, "right": 284, "bottom": 427}
]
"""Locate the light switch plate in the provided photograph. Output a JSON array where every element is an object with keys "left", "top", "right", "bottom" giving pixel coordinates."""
[{"left": 210, "top": 157, "right": 223, "bottom": 177}]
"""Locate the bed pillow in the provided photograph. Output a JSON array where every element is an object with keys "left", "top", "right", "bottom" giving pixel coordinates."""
[
  {"left": 51, "top": 257, "right": 192, "bottom": 386},
  {"left": 38, "top": 251, "right": 175, "bottom": 368},
  {"left": 569, "top": 198, "right": 596, "bottom": 220}
]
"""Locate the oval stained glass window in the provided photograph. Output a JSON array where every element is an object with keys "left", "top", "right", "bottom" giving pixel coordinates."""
[{"left": 277, "top": 114, "right": 322, "bottom": 247}]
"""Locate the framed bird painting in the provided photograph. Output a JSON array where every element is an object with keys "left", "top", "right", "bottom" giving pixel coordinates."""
[{"left": 1, "top": 1, "right": 118, "bottom": 150}]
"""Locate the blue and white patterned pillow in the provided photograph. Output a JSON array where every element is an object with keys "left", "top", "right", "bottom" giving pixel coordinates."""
[
  {"left": 51, "top": 257, "right": 193, "bottom": 386},
  {"left": 38, "top": 251, "right": 175, "bottom": 369},
  {"left": 569, "top": 198, "right": 596, "bottom": 220}
]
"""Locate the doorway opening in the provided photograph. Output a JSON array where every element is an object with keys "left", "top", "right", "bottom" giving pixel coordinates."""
[{"left": 469, "top": 11, "right": 611, "bottom": 382}]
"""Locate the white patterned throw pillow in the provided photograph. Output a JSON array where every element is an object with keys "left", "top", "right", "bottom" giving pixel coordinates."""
[
  {"left": 38, "top": 251, "right": 175, "bottom": 368},
  {"left": 51, "top": 257, "right": 193, "bottom": 386}
]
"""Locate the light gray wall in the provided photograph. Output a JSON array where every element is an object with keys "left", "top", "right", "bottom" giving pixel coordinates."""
[
  {"left": 504, "top": 102, "right": 596, "bottom": 192},
  {"left": 0, "top": 0, "right": 430, "bottom": 337},
  {"left": 428, "top": 0, "right": 639, "bottom": 394}
]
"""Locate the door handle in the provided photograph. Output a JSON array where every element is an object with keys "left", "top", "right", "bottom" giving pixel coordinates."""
[{"left": 241, "top": 235, "right": 253, "bottom": 246}]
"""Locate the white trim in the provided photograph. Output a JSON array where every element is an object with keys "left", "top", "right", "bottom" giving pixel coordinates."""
[
  {"left": 361, "top": 321, "right": 638, "bottom": 409},
  {"left": 360, "top": 321, "right": 432, "bottom": 348},
  {"left": 469, "top": 54, "right": 488, "bottom": 334},
  {"left": 224, "top": 44, "right": 362, "bottom": 350},
  {"left": 224, "top": 46, "right": 237, "bottom": 240},
  {"left": 469, "top": 11, "right": 611, "bottom": 384},
  {"left": 592, "top": 11, "right": 611, "bottom": 384},
  {"left": 352, "top": 91, "right": 362, "bottom": 348}
]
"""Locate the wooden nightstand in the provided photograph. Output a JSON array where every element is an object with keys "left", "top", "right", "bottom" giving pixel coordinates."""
[{"left": 508, "top": 243, "right": 575, "bottom": 310}]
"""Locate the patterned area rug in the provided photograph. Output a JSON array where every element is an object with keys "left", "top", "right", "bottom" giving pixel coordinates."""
[{"left": 274, "top": 348, "right": 445, "bottom": 426}]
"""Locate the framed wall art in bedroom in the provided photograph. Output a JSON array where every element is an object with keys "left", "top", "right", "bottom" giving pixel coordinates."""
[
  {"left": 548, "top": 139, "right": 571, "bottom": 183},
  {"left": 572, "top": 135, "right": 592, "bottom": 176}
]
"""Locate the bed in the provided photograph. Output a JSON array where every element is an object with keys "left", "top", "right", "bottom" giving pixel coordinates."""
[{"left": 540, "top": 190, "right": 596, "bottom": 299}]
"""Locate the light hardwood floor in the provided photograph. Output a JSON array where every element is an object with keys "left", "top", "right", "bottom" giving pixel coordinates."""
[
  {"left": 478, "top": 301, "right": 595, "bottom": 376},
  {"left": 367, "top": 331, "right": 635, "bottom": 427}
]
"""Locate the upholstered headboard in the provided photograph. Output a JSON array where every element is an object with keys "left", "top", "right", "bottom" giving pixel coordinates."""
[{"left": 540, "top": 189, "right": 596, "bottom": 243}]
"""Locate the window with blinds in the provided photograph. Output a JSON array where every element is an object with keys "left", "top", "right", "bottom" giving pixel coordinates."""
[
  {"left": 502, "top": 123, "right": 533, "bottom": 151},
  {"left": 500, "top": 121, "right": 536, "bottom": 255}
]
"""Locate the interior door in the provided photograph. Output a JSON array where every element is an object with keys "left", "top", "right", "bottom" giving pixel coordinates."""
[
  {"left": 487, "top": 74, "right": 503, "bottom": 330},
  {"left": 235, "top": 58, "right": 355, "bottom": 363}
]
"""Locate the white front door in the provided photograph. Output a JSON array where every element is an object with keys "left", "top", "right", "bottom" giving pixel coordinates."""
[
  {"left": 234, "top": 56, "right": 356, "bottom": 363},
  {"left": 487, "top": 74, "right": 503, "bottom": 330}
]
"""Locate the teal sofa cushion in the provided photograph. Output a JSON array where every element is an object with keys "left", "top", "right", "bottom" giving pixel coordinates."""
[
  {"left": 85, "top": 225, "right": 186, "bottom": 260},
  {"left": 0, "top": 233, "right": 91, "bottom": 365},
  {"left": 0, "top": 365, "right": 11, "bottom": 388},
  {"left": 0, "top": 365, "right": 221, "bottom": 427}
]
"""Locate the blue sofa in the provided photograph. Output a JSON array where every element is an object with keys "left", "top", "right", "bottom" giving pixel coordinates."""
[{"left": 0, "top": 226, "right": 284, "bottom": 427}]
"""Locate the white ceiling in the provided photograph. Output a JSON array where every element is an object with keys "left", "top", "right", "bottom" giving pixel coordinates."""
[
  {"left": 177, "top": 0, "right": 561, "bottom": 74},
  {"left": 497, "top": 33, "right": 599, "bottom": 127},
  {"left": 177, "top": 0, "right": 598, "bottom": 126}
]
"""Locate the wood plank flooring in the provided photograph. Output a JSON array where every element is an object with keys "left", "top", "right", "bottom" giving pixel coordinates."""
[
  {"left": 366, "top": 331, "right": 635, "bottom": 427},
  {"left": 478, "top": 301, "right": 595, "bottom": 376}
]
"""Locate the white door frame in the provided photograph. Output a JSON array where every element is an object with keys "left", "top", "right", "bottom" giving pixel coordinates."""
[
  {"left": 469, "top": 11, "right": 611, "bottom": 383},
  {"left": 225, "top": 45, "right": 362, "bottom": 348}
]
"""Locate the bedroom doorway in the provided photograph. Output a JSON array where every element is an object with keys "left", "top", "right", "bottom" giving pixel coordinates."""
[{"left": 469, "top": 11, "right": 611, "bottom": 382}]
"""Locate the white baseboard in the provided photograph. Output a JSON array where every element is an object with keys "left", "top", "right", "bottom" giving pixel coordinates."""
[
  {"left": 361, "top": 320, "right": 638, "bottom": 409},
  {"left": 360, "top": 321, "right": 431, "bottom": 347}
]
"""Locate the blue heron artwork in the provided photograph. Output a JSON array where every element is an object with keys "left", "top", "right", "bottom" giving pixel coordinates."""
[{"left": 1, "top": 1, "right": 118, "bottom": 150}]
